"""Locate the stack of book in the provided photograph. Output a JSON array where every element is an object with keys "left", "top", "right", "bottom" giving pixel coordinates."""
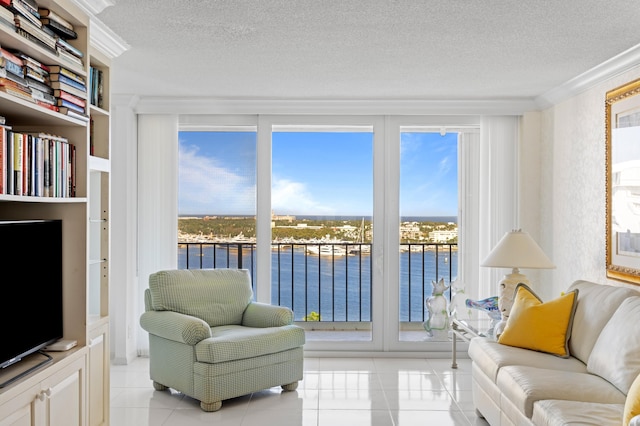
[
  {"left": 10, "top": 50, "right": 56, "bottom": 110},
  {"left": 10, "top": 0, "right": 57, "bottom": 53},
  {"left": 0, "top": 47, "right": 33, "bottom": 102},
  {"left": 38, "top": 7, "right": 82, "bottom": 68},
  {"left": 89, "top": 66, "right": 103, "bottom": 108},
  {"left": 3, "top": 129, "right": 75, "bottom": 197},
  {"left": 0, "top": 1, "right": 14, "bottom": 29},
  {"left": 49, "top": 65, "right": 87, "bottom": 121}
]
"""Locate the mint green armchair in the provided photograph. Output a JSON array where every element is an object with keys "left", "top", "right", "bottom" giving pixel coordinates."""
[{"left": 140, "top": 269, "right": 305, "bottom": 411}]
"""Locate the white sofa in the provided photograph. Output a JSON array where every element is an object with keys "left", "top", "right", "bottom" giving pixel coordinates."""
[{"left": 469, "top": 280, "right": 640, "bottom": 426}]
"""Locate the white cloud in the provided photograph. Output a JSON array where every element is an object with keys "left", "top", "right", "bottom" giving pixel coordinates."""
[
  {"left": 179, "top": 145, "right": 255, "bottom": 215},
  {"left": 271, "top": 177, "right": 335, "bottom": 216}
]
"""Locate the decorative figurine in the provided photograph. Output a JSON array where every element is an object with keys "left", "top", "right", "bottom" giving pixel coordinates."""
[
  {"left": 465, "top": 296, "right": 501, "bottom": 338},
  {"left": 448, "top": 279, "right": 469, "bottom": 320},
  {"left": 424, "top": 278, "right": 450, "bottom": 341}
]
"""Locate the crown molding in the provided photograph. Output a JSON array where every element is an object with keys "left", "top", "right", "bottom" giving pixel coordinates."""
[
  {"left": 71, "top": 0, "right": 113, "bottom": 15},
  {"left": 71, "top": 0, "right": 130, "bottom": 59},
  {"left": 536, "top": 43, "right": 640, "bottom": 108},
  {"left": 132, "top": 97, "right": 538, "bottom": 116},
  {"left": 90, "top": 15, "right": 130, "bottom": 59}
]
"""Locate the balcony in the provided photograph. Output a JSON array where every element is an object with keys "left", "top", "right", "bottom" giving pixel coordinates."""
[{"left": 179, "top": 241, "right": 458, "bottom": 341}]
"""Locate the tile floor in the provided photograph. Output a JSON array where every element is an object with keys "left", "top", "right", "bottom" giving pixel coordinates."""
[{"left": 110, "top": 356, "right": 489, "bottom": 426}]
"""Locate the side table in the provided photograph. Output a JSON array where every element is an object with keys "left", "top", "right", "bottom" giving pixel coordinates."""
[{"left": 451, "top": 317, "right": 495, "bottom": 368}]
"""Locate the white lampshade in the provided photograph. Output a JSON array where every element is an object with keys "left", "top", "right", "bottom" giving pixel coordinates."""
[{"left": 481, "top": 229, "right": 555, "bottom": 269}]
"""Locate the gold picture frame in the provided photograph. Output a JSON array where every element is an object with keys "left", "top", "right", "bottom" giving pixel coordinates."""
[{"left": 606, "top": 78, "right": 640, "bottom": 285}]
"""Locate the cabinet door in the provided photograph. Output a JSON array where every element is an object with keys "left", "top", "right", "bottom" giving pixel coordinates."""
[
  {"left": 0, "top": 386, "right": 37, "bottom": 426},
  {"left": 88, "top": 325, "right": 109, "bottom": 426},
  {"left": 40, "top": 356, "right": 86, "bottom": 426}
]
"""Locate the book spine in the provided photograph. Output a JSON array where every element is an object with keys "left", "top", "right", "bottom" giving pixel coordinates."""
[
  {"left": 13, "top": 132, "right": 21, "bottom": 195},
  {"left": 58, "top": 89, "right": 86, "bottom": 107},
  {"left": 57, "top": 98, "right": 84, "bottom": 113},
  {"left": 6, "top": 130, "right": 12, "bottom": 195},
  {"left": 51, "top": 67, "right": 85, "bottom": 85},
  {"left": 37, "top": 8, "right": 73, "bottom": 30},
  {"left": 0, "top": 126, "right": 4, "bottom": 194},
  {"left": 56, "top": 73, "right": 85, "bottom": 91}
]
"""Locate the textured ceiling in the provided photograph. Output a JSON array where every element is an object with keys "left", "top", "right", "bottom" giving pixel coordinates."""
[{"left": 96, "top": 0, "right": 640, "bottom": 101}]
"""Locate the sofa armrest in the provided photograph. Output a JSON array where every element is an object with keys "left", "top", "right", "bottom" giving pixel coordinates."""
[
  {"left": 140, "top": 311, "right": 212, "bottom": 345},
  {"left": 242, "top": 302, "right": 294, "bottom": 327}
]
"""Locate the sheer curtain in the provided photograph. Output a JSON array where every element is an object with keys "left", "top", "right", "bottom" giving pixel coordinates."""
[
  {"left": 136, "top": 114, "right": 179, "bottom": 355},
  {"left": 477, "top": 115, "right": 520, "bottom": 299}
]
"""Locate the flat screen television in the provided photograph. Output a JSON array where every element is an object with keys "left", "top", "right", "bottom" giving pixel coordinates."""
[{"left": 0, "top": 219, "right": 63, "bottom": 386}]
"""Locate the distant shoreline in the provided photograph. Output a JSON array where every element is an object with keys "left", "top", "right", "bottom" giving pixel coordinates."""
[{"left": 179, "top": 215, "right": 458, "bottom": 223}]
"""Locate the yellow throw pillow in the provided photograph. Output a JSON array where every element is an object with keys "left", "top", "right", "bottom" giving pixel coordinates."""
[
  {"left": 497, "top": 283, "right": 578, "bottom": 358},
  {"left": 624, "top": 374, "right": 640, "bottom": 426}
]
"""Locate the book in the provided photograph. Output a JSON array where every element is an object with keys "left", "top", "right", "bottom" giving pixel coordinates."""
[
  {"left": 27, "top": 77, "right": 52, "bottom": 94},
  {"left": 37, "top": 7, "right": 73, "bottom": 30},
  {"left": 0, "top": 126, "right": 5, "bottom": 194},
  {"left": 0, "top": 3, "right": 13, "bottom": 22},
  {"left": 0, "top": 47, "right": 24, "bottom": 77},
  {"left": 55, "top": 37, "right": 83, "bottom": 58},
  {"left": 12, "top": 131, "right": 21, "bottom": 195},
  {"left": 41, "top": 17, "right": 76, "bottom": 40},
  {"left": 35, "top": 99, "right": 58, "bottom": 111},
  {"left": 56, "top": 97, "right": 84, "bottom": 113},
  {"left": 50, "top": 73, "right": 85, "bottom": 92},
  {"left": 58, "top": 106, "right": 89, "bottom": 121},
  {"left": 52, "top": 84, "right": 86, "bottom": 100},
  {"left": 14, "top": 14, "right": 56, "bottom": 50},
  {"left": 11, "top": 49, "right": 50, "bottom": 73},
  {"left": 10, "top": 0, "right": 41, "bottom": 28},
  {"left": 47, "top": 65, "right": 85, "bottom": 85},
  {"left": 14, "top": 27, "right": 56, "bottom": 54},
  {"left": 31, "top": 87, "right": 55, "bottom": 104},
  {"left": 57, "top": 47, "right": 83, "bottom": 68},
  {"left": 56, "top": 89, "right": 85, "bottom": 108}
]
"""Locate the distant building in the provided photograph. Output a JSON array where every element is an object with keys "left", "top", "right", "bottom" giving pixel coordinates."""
[{"left": 429, "top": 229, "right": 458, "bottom": 242}]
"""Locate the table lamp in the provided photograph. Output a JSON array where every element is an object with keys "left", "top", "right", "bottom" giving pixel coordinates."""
[{"left": 481, "top": 229, "right": 555, "bottom": 335}]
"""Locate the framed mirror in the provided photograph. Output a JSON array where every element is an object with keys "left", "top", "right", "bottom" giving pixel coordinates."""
[{"left": 606, "top": 78, "right": 640, "bottom": 285}]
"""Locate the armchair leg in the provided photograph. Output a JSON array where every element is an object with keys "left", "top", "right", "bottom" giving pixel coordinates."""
[
  {"left": 153, "top": 381, "right": 168, "bottom": 391},
  {"left": 200, "top": 400, "right": 222, "bottom": 412},
  {"left": 281, "top": 381, "right": 299, "bottom": 391}
]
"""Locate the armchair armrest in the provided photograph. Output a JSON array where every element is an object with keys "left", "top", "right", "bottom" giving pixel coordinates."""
[
  {"left": 140, "top": 311, "right": 212, "bottom": 345},
  {"left": 242, "top": 302, "right": 294, "bottom": 327}
]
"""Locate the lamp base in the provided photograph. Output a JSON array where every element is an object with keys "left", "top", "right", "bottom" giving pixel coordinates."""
[{"left": 495, "top": 271, "right": 529, "bottom": 337}]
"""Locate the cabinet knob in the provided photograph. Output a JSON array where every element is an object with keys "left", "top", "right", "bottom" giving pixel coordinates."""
[{"left": 37, "top": 388, "right": 52, "bottom": 401}]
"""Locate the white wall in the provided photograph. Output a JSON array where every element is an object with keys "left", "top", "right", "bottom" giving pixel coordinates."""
[{"left": 539, "top": 66, "right": 640, "bottom": 300}]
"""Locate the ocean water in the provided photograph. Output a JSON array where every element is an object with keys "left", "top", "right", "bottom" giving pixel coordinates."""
[{"left": 178, "top": 244, "right": 458, "bottom": 322}]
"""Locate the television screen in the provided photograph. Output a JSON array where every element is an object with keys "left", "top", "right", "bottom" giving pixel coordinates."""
[{"left": 0, "top": 220, "right": 63, "bottom": 372}]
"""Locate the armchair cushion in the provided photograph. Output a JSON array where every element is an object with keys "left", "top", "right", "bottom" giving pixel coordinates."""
[
  {"left": 196, "top": 324, "right": 306, "bottom": 363},
  {"left": 242, "top": 302, "right": 294, "bottom": 327},
  {"left": 140, "top": 309, "right": 212, "bottom": 345},
  {"left": 149, "top": 269, "right": 253, "bottom": 326}
]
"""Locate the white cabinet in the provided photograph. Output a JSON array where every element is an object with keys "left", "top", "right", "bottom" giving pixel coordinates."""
[
  {"left": 0, "top": 352, "right": 86, "bottom": 426},
  {"left": 0, "top": 0, "right": 112, "bottom": 424}
]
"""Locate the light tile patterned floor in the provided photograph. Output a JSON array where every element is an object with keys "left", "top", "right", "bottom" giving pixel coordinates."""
[{"left": 110, "top": 356, "right": 489, "bottom": 426}]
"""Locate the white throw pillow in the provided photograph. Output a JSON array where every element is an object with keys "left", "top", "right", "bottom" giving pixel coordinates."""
[{"left": 587, "top": 296, "right": 640, "bottom": 394}]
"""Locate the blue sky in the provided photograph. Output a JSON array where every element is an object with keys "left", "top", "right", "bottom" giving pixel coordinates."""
[{"left": 178, "top": 131, "right": 457, "bottom": 217}]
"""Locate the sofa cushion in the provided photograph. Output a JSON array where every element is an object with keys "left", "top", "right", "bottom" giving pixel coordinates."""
[
  {"left": 566, "top": 280, "right": 638, "bottom": 364},
  {"left": 469, "top": 338, "right": 587, "bottom": 383},
  {"left": 497, "top": 365, "right": 626, "bottom": 418},
  {"left": 148, "top": 269, "right": 253, "bottom": 327},
  {"left": 497, "top": 283, "right": 577, "bottom": 358},
  {"left": 588, "top": 296, "right": 640, "bottom": 395},
  {"left": 195, "top": 324, "right": 306, "bottom": 363},
  {"left": 625, "top": 374, "right": 640, "bottom": 426},
  {"left": 532, "top": 400, "right": 623, "bottom": 426}
]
